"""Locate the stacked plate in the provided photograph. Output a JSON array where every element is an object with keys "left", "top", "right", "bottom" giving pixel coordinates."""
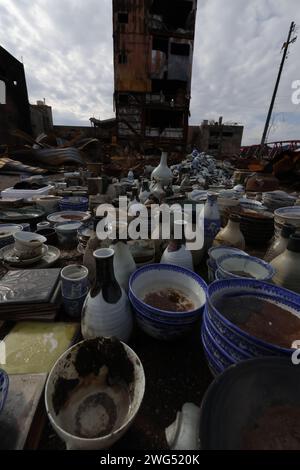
[
  {"left": 262, "top": 191, "right": 296, "bottom": 212},
  {"left": 202, "top": 279, "right": 300, "bottom": 376},
  {"left": 129, "top": 264, "right": 207, "bottom": 341},
  {"left": 59, "top": 197, "right": 89, "bottom": 212}
]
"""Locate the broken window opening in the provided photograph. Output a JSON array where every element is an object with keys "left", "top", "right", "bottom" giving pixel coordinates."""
[
  {"left": 0, "top": 80, "right": 6, "bottom": 104},
  {"left": 209, "top": 143, "right": 219, "bottom": 150},
  {"left": 150, "top": 0, "right": 194, "bottom": 30},
  {"left": 13, "top": 80, "right": 18, "bottom": 86},
  {"left": 118, "top": 94, "right": 129, "bottom": 105},
  {"left": 170, "top": 43, "right": 190, "bottom": 56},
  {"left": 118, "top": 12, "right": 128, "bottom": 24},
  {"left": 152, "top": 37, "right": 169, "bottom": 54},
  {"left": 146, "top": 109, "right": 184, "bottom": 129},
  {"left": 209, "top": 130, "right": 220, "bottom": 138},
  {"left": 223, "top": 131, "right": 233, "bottom": 138}
]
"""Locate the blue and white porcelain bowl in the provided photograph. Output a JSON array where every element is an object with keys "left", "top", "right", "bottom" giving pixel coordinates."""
[
  {"left": 0, "top": 369, "right": 9, "bottom": 413},
  {"left": 59, "top": 197, "right": 89, "bottom": 212},
  {"left": 217, "top": 254, "right": 275, "bottom": 281},
  {"left": 208, "top": 246, "right": 247, "bottom": 271},
  {"left": 129, "top": 264, "right": 207, "bottom": 340},
  {"left": 206, "top": 279, "right": 300, "bottom": 358},
  {"left": 201, "top": 328, "right": 223, "bottom": 377},
  {"left": 203, "top": 307, "right": 251, "bottom": 363}
]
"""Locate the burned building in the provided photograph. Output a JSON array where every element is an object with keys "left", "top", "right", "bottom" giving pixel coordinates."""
[
  {"left": 30, "top": 100, "right": 54, "bottom": 137},
  {"left": 113, "top": 0, "right": 197, "bottom": 150},
  {"left": 0, "top": 46, "right": 32, "bottom": 145},
  {"left": 188, "top": 118, "right": 244, "bottom": 158}
]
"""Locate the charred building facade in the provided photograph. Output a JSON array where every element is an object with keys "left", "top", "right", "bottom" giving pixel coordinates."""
[
  {"left": 0, "top": 46, "right": 32, "bottom": 145},
  {"left": 113, "top": 0, "right": 197, "bottom": 150}
]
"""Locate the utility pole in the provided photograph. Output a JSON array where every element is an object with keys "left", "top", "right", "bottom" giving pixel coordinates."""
[{"left": 259, "top": 21, "right": 297, "bottom": 158}]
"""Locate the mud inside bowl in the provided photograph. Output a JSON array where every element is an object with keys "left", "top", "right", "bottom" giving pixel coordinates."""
[
  {"left": 45, "top": 337, "right": 145, "bottom": 449},
  {"left": 130, "top": 265, "right": 206, "bottom": 314}
]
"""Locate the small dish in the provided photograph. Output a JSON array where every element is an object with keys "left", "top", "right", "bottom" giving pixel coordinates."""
[
  {"left": 47, "top": 211, "right": 91, "bottom": 225},
  {"left": 0, "top": 244, "right": 48, "bottom": 266}
]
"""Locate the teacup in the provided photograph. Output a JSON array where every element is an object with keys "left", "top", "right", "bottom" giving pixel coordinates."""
[{"left": 13, "top": 231, "right": 47, "bottom": 260}]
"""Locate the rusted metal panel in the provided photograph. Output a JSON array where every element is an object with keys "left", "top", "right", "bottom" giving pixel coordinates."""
[{"left": 113, "top": 0, "right": 151, "bottom": 92}]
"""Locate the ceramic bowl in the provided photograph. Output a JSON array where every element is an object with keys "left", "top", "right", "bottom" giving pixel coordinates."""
[
  {"left": 0, "top": 369, "right": 9, "bottom": 413},
  {"left": 274, "top": 206, "right": 300, "bottom": 235},
  {"left": 216, "top": 254, "right": 275, "bottom": 281},
  {"left": 13, "top": 230, "right": 47, "bottom": 259},
  {"left": 208, "top": 246, "right": 247, "bottom": 271},
  {"left": 45, "top": 337, "right": 145, "bottom": 450},
  {"left": 206, "top": 279, "right": 300, "bottom": 358},
  {"left": 0, "top": 223, "right": 23, "bottom": 249},
  {"left": 203, "top": 307, "right": 251, "bottom": 364},
  {"left": 59, "top": 197, "right": 89, "bottom": 212},
  {"left": 129, "top": 264, "right": 207, "bottom": 340},
  {"left": 35, "top": 196, "right": 62, "bottom": 214},
  {"left": 201, "top": 328, "right": 223, "bottom": 377},
  {"left": 55, "top": 221, "right": 83, "bottom": 249},
  {"left": 199, "top": 357, "right": 300, "bottom": 449}
]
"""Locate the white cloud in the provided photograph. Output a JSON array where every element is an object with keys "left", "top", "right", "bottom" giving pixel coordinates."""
[{"left": 0, "top": 0, "right": 300, "bottom": 144}]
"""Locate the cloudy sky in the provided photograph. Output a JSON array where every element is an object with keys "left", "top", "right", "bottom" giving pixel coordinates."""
[{"left": 1, "top": 0, "right": 300, "bottom": 145}]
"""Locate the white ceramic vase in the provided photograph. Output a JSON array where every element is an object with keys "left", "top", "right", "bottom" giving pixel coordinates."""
[
  {"left": 110, "top": 240, "right": 136, "bottom": 292},
  {"left": 161, "top": 239, "right": 194, "bottom": 271},
  {"left": 151, "top": 151, "right": 173, "bottom": 186},
  {"left": 270, "top": 234, "right": 300, "bottom": 293},
  {"left": 81, "top": 248, "right": 133, "bottom": 342}
]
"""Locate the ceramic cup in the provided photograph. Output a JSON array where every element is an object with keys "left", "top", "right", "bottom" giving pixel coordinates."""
[
  {"left": 62, "top": 295, "right": 87, "bottom": 318},
  {"left": 36, "top": 221, "right": 51, "bottom": 230},
  {"left": 55, "top": 221, "right": 83, "bottom": 249},
  {"left": 61, "top": 265, "right": 89, "bottom": 299},
  {"left": 13, "top": 231, "right": 47, "bottom": 260}
]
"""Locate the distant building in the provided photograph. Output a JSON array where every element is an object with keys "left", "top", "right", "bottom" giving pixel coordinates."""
[
  {"left": 188, "top": 117, "right": 244, "bottom": 158},
  {"left": 30, "top": 100, "right": 53, "bottom": 137},
  {"left": 113, "top": 0, "right": 198, "bottom": 150}
]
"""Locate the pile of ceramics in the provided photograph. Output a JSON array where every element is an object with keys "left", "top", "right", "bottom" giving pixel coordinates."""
[{"left": 202, "top": 278, "right": 300, "bottom": 376}]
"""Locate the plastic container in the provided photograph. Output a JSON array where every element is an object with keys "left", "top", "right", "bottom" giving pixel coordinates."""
[{"left": 1, "top": 185, "right": 54, "bottom": 200}]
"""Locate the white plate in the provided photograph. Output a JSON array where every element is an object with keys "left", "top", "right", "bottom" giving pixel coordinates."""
[{"left": 47, "top": 211, "right": 91, "bottom": 224}]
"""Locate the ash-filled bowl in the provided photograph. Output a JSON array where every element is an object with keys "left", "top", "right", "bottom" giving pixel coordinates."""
[
  {"left": 129, "top": 264, "right": 207, "bottom": 340},
  {"left": 206, "top": 279, "right": 300, "bottom": 358},
  {"left": 45, "top": 337, "right": 145, "bottom": 450},
  {"left": 200, "top": 357, "right": 300, "bottom": 450}
]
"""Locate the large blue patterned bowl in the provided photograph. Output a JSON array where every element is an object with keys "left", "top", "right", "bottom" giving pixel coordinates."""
[
  {"left": 129, "top": 264, "right": 207, "bottom": 340},
  {"left": 207, "top": 279, "right": 300, "bottom": 358},
  {"left": 202, "top": 318, "right": 235, "bottom": 372},
  {"left": 203, "top": 307, "right": 251, "bottom": 363},
  {"left": 201, "top": 328, "right": 223, "bottom": 377},
  {"left": 0, "top": 369, "right": 9, "bottom": 413}
]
